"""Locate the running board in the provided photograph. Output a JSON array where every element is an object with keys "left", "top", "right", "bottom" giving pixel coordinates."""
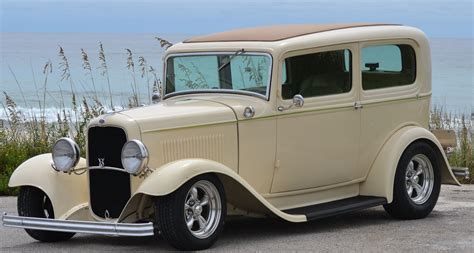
[{"left": 283, "top": 196, "right": 387, "bottom": 221}]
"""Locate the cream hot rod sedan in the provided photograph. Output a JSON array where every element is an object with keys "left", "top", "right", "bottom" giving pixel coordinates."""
[{"left": 2, "top": 24, "right": 462, "bottom": 250}]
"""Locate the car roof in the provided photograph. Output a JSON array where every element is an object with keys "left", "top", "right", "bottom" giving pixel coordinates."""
[{"left": 184, "top": 23, "right": 398, "bottom": 43}]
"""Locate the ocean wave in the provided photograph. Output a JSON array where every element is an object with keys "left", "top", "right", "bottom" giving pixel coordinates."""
[{"left": 0, "top": 105, "right": 125, "bottom": 123}]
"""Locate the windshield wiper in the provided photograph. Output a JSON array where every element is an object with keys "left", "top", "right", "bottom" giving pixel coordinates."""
[{"left": 217, "top": 48, "right": 245, "bottom": 71}]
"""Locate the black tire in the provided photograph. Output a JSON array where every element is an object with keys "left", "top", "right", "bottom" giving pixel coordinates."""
[
  {"left": 155, "top": 174, "right": 226, "bottom": 250},
  {"left": 17, "top": 186, "right": 75, "bottom": 242},
  {"left": 383, "top": 141, "right": 441, "bottom": 219}
]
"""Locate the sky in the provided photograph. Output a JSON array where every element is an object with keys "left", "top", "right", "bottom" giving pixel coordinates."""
[{"left": 1, "top": 0, "right": 473, "bottom": 37}]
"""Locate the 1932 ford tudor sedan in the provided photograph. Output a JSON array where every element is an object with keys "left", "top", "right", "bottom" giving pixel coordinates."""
[{"left": 2, "top": 24, "right": 463, "bottom": 250}]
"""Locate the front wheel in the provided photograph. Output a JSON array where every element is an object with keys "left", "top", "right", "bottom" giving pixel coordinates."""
[
  {"left": 18, "top": 186, "right": 75, "bottom": 242},
  {"left": 383, "top": 142, "right": 441, "bottom": 219},
  {"left": 155, "top": 174, "right": 226, "bottom": 250}
]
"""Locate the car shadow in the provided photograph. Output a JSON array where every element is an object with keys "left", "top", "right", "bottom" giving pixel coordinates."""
[{"left": 221, "top": 207, "right": 393, "bottom": 238}]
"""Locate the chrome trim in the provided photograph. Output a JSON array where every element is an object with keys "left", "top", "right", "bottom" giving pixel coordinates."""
[
  {"left": 151, "top": 91, "right": 161, "bottom": 103},
  {"left": 80, "top": 166, "right": 129, "bottom": 173},
  {"left": 354, "top": 101, "right": 364, "bottom": 109},
  {"left": 184, "top": 180, "right": 222, "bottom": 239},
  {"left": 164, "top": 89, "right": 268, "bottom": 100},
  {"left": 163, "top": 51, "right": 273, "bottom": 101},
  {"left": 446, "top": 147, "right": 455, "bottom": 155},
  {"left": 278, "top": 94, "right": 305, "bottom": 112},
  {"left": 51, "top": 137, "right": 80, "bottom": 172},
  {"left": 452, "top": 167, "right": 470, "bottom": 180},
  {"left": 293, "top": 94, "right": 305, "bottom": 108},
  {"left": 243, "top": 106, "right": 255, "bottom": 118},
  {"left": 405, "top": 154, "right": 434, "bottom": 205},
  {"left": 89, "top": 166, "right": 125, "bottom": 172},
  {"left": 69, "top": 166, "right": 150, "bottom": 176},
  {"left": 2, "top": 213, "right": 154, "bottom": 237},
  {"left": 50, "top": 161, "right": 57, "bottom": 171}
]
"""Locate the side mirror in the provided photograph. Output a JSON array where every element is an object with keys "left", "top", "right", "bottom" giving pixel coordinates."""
[
  {"left": 292, "top": 94, "right": 304, "bottom": 108},
  {"left": 151, "top": 92, "right": 161, "bottom": 104},
  {"left": 278, "top": 94, "right": 305, "bottom": 111}
]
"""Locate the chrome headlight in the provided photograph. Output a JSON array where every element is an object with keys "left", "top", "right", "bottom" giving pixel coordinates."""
[
  {"left": 121, "top": 140, "right": 148, "bottom": 175},
  {"left": 52, "top": 137, "right": 80, "bottom": 172}
]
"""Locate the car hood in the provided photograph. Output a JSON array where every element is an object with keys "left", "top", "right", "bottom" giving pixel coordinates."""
[{"left": 117, "top": 98, "right": 237, "bottom": 133}]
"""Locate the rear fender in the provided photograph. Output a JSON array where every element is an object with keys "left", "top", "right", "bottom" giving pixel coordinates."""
[
  {"left": 8, "top": 153, "right": 89, "bottom": 219},
  {"left": 119, "top": 159, "right": 306, "bottom": 223},
  {"left": 360, "top": 126, "right": 460, "bottom": 203}
]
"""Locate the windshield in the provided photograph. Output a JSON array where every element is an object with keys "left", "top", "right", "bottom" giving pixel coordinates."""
[{"left": 165, "top": 53, "right": 272, "bottom": 98}]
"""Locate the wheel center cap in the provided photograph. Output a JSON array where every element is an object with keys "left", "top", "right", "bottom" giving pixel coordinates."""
[{"left": 194, "top": 205, "right": 202, "bottom": 216}]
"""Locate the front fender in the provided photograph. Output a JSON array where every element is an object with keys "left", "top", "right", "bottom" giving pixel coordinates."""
[
  {"left": 8, "top": 153, "right": 89, "bottom": 219},
  {"left": 360, "top": 126, "right": 460, "bottom": 203},
  {"left": 136, "top": 159, "right": 233, "bottom": 196},
  {"left": 119, "top": 159, "right": 306, "bottom": 223}
]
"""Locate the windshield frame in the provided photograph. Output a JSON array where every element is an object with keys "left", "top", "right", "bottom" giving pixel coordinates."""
[{"left": 163, "top": 51, "right": 273, "bottom": 101}]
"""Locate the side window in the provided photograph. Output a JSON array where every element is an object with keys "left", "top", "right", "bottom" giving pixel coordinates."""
[
  {"left": 361, "top": 44, "right": 416, "bottom": 90},
  {"left": 281, "top": 49, "right": 352, "bottom": 99}
]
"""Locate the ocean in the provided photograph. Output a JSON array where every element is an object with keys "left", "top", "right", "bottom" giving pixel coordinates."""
[{"left": 0, "top": 33, "right": 472, "bottom": 121}]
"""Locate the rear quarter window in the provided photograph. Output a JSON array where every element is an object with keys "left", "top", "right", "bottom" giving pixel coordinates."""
[{"left": 361, "top": 44, "right": 416, "bottom": 90}]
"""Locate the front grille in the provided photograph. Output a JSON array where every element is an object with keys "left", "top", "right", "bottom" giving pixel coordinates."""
[{"left": 88, "top": 126, "right": 131, "bottom": 219}]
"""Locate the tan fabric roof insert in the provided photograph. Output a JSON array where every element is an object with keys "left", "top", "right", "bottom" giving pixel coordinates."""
[{"left": 184, "top": 23, "right": 397, "bottom": 43}]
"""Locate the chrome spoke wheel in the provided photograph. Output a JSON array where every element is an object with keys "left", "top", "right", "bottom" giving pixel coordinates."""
[
  {"left": 18, "top": 186, "right": 75, "bottom": 242},
  {"left": 384, "top": 142, "right": 441, "bottom": 220},
  {"left": 184, "top": 180, "right": 222, "bottom": 239},
  {"left": 405, "top": 154, "right": 434, "bottom": 204},
  {"left": 42, "top": 196, "right": 51, "bottom": 219}
]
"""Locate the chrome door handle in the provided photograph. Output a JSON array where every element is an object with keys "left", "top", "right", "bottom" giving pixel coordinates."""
[{"left": 354, "top": 102, "right": 363, "bottom": 109}]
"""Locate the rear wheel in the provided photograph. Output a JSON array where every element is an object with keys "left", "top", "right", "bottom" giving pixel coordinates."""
[
  {"left": 383, "top": 142, "right": 441, "bottom": 219},
  {"left": 18, "top": 186, "right": 75, "bottom": 242},
  {"left": 155, "top": 174, "right": 226, "bottom": 250}
]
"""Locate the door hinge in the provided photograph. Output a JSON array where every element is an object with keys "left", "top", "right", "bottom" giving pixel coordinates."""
[{"left": 274, "top": 159, "right": 280, "bottom": 170}]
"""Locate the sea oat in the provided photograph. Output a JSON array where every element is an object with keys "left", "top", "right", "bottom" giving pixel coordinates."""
[
  {"left": 58, "top": 46, "right": 71, "bottom": 81},
  {"left": 98, "top": 42, "right": 113, "bottom": 109},
  {"left": 155, "top": 37, "right": 173, "bottom": 50},
  {"left": 126, "top": 48, "right": 135, "bottom": 71},
  {"left": 139, "top": 56, "right": 151, "bottom": 103},
  {"left": 126, "top": 48, "right": 139, "bottom": 106},
  {"left": 81, "top": 48, "right": 98, "bottom": 98}
]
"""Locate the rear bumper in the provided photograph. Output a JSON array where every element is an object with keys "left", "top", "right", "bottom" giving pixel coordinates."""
[
  {"left": 2, "top": 212, "right": 154, "bottom": 237},
  {"left": 451, "top": 167, "right": 470, "bottom": 180}
]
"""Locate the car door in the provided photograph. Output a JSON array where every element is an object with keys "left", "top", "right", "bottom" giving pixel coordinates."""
[
  {"left": 357, "top": 41, "right": 420, "bottom": 179},
  {"left": 271, "top": 44, "right": 361, "bottom": 193}
]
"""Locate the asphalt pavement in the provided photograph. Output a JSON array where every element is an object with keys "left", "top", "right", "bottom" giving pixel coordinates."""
[{"left": 1, "top": 185, "right": 473, "bottom": 252}]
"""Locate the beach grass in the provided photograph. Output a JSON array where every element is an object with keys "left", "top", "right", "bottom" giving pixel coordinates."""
[
  {"left": 1, "top": 40, "right": 169, "bottom": 195},
  {"left": 0, "top": 40, "right": 472, "bottom": 196},
  {"left": 430, "top": 106, "right": 473, "bottom": 183}
]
